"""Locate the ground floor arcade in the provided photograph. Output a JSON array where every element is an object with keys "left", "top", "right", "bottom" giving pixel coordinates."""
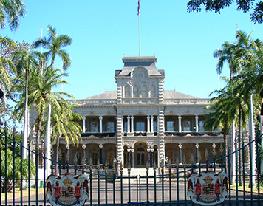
[{"left": 55, "top": 142, "right": 224, "bottom": 169}]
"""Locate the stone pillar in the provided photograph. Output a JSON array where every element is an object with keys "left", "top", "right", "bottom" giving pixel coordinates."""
[
  {"left": 151, "top": 115, "right": 154, "bottom": 133},
  {"left": 212, "top": 143, "right": 216, "bottom": 159},
  {"left": 131, "top": 148, "right": 135, "bottom": 168},
  {"left": 117, "top": 85, "right": 122, "bottom": 104},
  {"left": 131, "top": 86, "right": 134, "bottom": 98},
  {"left": 195, "top": 115, "right": 199, "bottom": 132},
  {"left": 82, "top": 116, "right": 86, "bottom": 133},
  {"left": 195, "top": 144, "right": 199, "bottom": 164},
  {"left": 147, "top": 115, "right": 150, "bottom": 133},
  {"left": 99, "top": 116, "right": 103, "bottom": 133},
  {"left": 158, "top": 79, "right": 164, "bottom": 103},
  {"left": 122, "top": 86, "right": 125, "bottom": 98},
  {"left": 131, "top": 116, "right": 134, "bottom": 133},
  {"left": 157, "top": 116, "right": 159, "bottom": 133},
  {"left": 158, "top": 110, "right": 165, "bottom": 167},
  {"left": 82, "top": 144, "right": 86, "bottom": 164},
  {"left": 127, "top": 116, "right": 130, "bottom": 133},
  {"left": 116, "top": 115, "right": 123, "bottom": 172},
  {"left": 205, "top": 147, "right": 209, "bottom": 161},
  {"left": 178, "top": 116, "right": 182, "bottom": 132},
  {"left": 179, "top": 144, "right": 183, "bottom": 165},
  {"left": 99, "top": 144, "right": 103, "bottom": 164},
  {"left": 66, "top": 144, "right": 70, "bottom": 164}
]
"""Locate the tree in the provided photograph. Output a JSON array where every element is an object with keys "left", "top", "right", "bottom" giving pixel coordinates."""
[
  {"left": 0, "top": 127, "right": 35, "bottom": 192},
  {"left": 32, "top": 25, "right": 72, "bottom": 70},
  {"left": 187, "top": 0, "right": 263, "bottom": 24},
  {"left": 0, "top": 0, "right": 25, "bottom": 30}
]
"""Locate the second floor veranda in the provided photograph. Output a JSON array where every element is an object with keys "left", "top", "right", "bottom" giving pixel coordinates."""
[{"left": 79, "top": 115, "right": 221, "bottom": 138}]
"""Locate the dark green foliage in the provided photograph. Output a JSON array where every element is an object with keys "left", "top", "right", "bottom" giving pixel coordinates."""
[{"left": 187, "top": 0, "right": 263, "bottom": 23}]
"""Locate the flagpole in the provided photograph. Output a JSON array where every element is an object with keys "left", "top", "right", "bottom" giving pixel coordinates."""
[
  {"left": 137, "top": 0, "right": 141, "bottom": 56},
  {"left": 138, "top": 15, "right": 141, "bottom": 56}
]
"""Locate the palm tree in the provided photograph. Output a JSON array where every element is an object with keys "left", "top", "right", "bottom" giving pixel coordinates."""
[
  {"left": 0, "top": 0, "right": 25, "bottom": 30},
  {"left": 32, "top": 26, "right": 72, "bottom": 174},
  {"left": 32, "top": 25, "right": 72, "bottom": 70},
  {"left": 212, "top": 30, "right": 262, "bottom": 185}
]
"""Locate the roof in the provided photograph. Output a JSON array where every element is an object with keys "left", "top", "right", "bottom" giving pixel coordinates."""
[{"left": 86, "top": 90, "right": 197, "bottom": 99}]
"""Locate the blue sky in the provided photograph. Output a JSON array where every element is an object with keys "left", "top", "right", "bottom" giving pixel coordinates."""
[{"left": 3, "top": 0, "right": 263, "bottom": 99}]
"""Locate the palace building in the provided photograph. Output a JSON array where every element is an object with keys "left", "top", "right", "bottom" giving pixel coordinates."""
[{"left": 57, "top": 56, "right": 224, "bottom": 174}]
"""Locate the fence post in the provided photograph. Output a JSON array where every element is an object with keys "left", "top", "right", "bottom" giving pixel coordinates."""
[
  {"left": 105, "top": 166, "right": 108, "bottom": 205},
  {"left": 146, "top": 166, "right": 149, "bottom": 203},
  {"left": 169, "top": 165, "right": 172, "bottom": 204},
  {"left": 89, "top": 167, "right": 93, "bottom": 206},
  {"left": 120, "top": 166, "right": 123, "bottom": 205},
  {"left": 12, "top": 127, "right": 16, "bottom": 206},
  {"left": 20, "top": 142, "right": 23, "bottom": 206},
  {"left": 161, "top": 167, "right": 164, "bottom": 203},
  {"left": 4, "top": 122, "right": 8, "bottom": 206},
  {"left": 154, "top": 167, "right": 157, "bottom": 204},
  {"left": 176, "top": 164, "right": 179, "bottom": 204},
  {"left": 98, "top": 166, "right": 100, "bottom": 206},
  {"left": 128, "top": 167, "right": 131, "bottom": 203},
  {"left": 43, "top": 148, "right": 46, "bottom": 206},
  {"left": 28, "top": 140, "right": 31, "bottom": 206}
]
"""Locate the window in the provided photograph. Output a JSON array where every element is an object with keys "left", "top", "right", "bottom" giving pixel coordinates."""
[
  {"left": 153, "top": 120, "right": 157, "bottom": 132},
  {"left": 198, "top": 120, "right": 205, "bottom": 132},
  {"left": 123, "top": 121, "right": 128, "bottom": 132},
  {"left": 166, "top": 120, "right": 174, "bottom": 131},
  {"left": 135, "top": 121, "right": 145, "bottom": 131},
  {"left": 182, "top": 120, "right": 191, "bottom": 131},
  {"left": 87, "top": 117, "right": 98, "bottom": 132},
  {"left": 104, "top": 121, "right": 115, "bottom": 132}
]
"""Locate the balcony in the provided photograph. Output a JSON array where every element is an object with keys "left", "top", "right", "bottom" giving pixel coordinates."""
[
  {"left": 81, "top": 132, "right": 116, "bottom": 138},
  {"left": 121, "top": 97, "right": 159, "bottom": 104},
  {"left": 164, "top": 131, "right": 223, "bottom": 137}
]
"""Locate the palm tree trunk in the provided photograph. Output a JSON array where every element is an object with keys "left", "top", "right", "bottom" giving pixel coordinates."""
[
  {"left": 238, "top": 106, "right": 242, "bottom": 186},
  {"left": 23, "top": 67, "right": 29, "bottom": 159},
  {"left": 45, "top": 104, "right": 52, "bottom": 176}
]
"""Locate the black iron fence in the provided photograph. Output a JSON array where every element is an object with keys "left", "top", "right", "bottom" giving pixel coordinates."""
[{"left": 1, "top": 123, "right": 263, "bottom": 205}]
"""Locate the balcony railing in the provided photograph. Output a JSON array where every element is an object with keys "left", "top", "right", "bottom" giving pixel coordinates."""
[
  {"left": 165, "top": 131, "right": 222, "bottom": 137},
  {"left": 81, "top": 132, "right": 116, "bottom": 138},
  {"left": 121, "top": 97, "right": 159, "bottom": 104},
  {"left": 70, "top": 99, "right": 117, "bottom": 106},
  {"left": 163, "top": 98, "right": 209, "bottom": 104}
]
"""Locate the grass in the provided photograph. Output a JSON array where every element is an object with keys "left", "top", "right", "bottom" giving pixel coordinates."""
[
  {"left": 1, "top": 188, "right": 44, "bottom": 202},
  {"left": 230, "top": 183, "right": 263, "bottom": 193}
]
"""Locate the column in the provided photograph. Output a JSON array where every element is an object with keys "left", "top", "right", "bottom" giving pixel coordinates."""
[
  {"left": 131, "top": 148, "right": 135, "bottom": 168},
  {"left": 99, "top": 116, "right": 103, "bottom": 133},
  {"left": 131, "top": 85, "right": 134, "bottom": 98},
  {"left": 122, "top": 86, "right": 125, "bottom": 98},
  {"left": 151, "top": 115, "right": 154, "bottom": 133},
  {"left": 212, "top": 143, "right": 216, "bottom": 159},
  {"left": 157, "top": 116, "right": 159, "bottom": 133},
  {"left": 116, "top": 115, "right": 123, "bottom": 173},
  {"left": 82, "top": 144, "right": 86, "bottom": 164},
  {"left": 158, "top": 110, "right": 165, "bottom": 167},
  {"left": 127, "top": 116, "right": 130, "bottom": 133},
  {"left": 179, "top": 144, "right": 183, "bottom": 165},
  {"left": 82, "top": 116, "right": 86, "bottom": 133},
  {"left": 66, "top": 144, "right": 70, "bottom": 164},
  {"left": 131, "top": 116, "right": 134, "bottom": 133},
  {"left": 147, "top": 115, "right": 150, "bottom": 133},
  {"left": 195, "top": 115, "right": 199, "bottom": 132},
  {"left": 127, "top": 148, "right": 131, "bottom": 168},
  {"left": 195, "top": 144, "right": 199, "bottom": 164},
  {"left": 178, "top": 116, "right": 182, "bottom": 132},
  {"left": 99, "top": 144, "right": 103, "bottom": 164}
]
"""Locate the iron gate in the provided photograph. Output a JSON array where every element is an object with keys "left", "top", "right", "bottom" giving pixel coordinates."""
[{"left": 1, "top": 123, "right": 263, "bottom": 205}]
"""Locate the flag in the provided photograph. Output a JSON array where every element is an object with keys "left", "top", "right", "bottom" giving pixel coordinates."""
[{"left": 137, "top": 0, "right": 140, "bottom": 16}]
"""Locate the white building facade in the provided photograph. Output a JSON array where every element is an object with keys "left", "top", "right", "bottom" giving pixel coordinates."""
[{"left": 57, "top": 56, "right": 224, "bottom": 174}]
